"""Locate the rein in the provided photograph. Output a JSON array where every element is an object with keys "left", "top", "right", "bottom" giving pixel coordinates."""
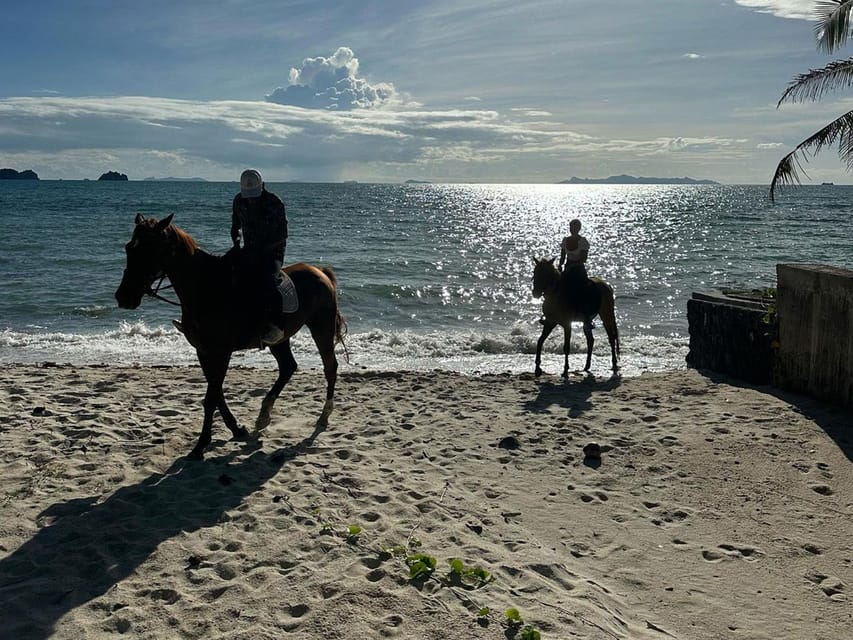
[{"left": 146, "top": 275, "right": 181, "bottom": 306}]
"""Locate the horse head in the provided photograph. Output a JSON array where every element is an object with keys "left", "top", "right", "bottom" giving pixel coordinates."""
[
  {"left": 115, "top": 213, "right": 176, "bottom": 309},
  {"left": 532, "top": 256, "right": 559, "bottom": 298}
]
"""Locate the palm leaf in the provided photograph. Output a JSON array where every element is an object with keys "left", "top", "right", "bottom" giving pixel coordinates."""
[
  {"left": 770, "top": 108, "right": 853, "bottom": 201},
  {"left": 815, "top": 1, "right": 853, "bottom": 53},
  {"left": 777, "top": 56, "right": 853, "bottom": 105}
]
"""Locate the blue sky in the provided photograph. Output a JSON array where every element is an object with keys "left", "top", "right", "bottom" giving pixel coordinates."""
[{"left": 0, "top": 0, "right": 849, "bottom": 183}]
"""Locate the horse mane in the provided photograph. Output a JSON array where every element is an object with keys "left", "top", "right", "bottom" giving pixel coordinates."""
[{"left": 168, "top": 224, "right": 198, "bottom": 255}]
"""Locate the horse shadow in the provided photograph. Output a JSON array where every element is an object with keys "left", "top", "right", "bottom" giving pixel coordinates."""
[
  {"left": 522, "top": 372, "right": 623, "bottom": 418},
  {"left": 0, "top": 422, "right": 325, "bottom": 640}
]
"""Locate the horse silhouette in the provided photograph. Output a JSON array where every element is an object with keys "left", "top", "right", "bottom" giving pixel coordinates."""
[
  {"left": 115, "top": 214, "right": 347, "bottom": 459},
  {"left": 532, "top": 256, "right": 619, "bottom": 376}
]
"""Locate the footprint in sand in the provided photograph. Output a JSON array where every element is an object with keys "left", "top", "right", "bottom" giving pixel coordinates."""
[
  {"left": 806, "top": 572, "right": 848, "bottom": 601},
  {"left": 701, "top": 544, "right": 763, "bottom": 563}
]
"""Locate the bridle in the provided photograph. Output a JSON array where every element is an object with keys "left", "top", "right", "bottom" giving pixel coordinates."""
[{"left": 145, "top": 274, "right": 180, "bottom": 306}]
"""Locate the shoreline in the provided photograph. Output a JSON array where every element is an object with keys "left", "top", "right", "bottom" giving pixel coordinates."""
[{"left": 1, "top": 364, "right": 850, "bottom": 639}]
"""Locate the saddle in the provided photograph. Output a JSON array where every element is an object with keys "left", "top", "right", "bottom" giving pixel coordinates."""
[{"left": 275, "top": 272, "right": 299, "bottom": 314}]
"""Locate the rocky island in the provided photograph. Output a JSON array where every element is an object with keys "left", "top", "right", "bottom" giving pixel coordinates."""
[
  {"left": 0, "top": 168, "right": 39, "bottom": 180},
  {"left": 560, "top": 174, "right": 718, "bottom": 185},
  {"left": 98, "top": 171, "right": 129, "bottom": 181}
]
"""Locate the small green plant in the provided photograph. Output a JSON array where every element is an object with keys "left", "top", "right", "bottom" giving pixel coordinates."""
[
  {"left": 477, "top": 607, "right": 490, "bottom": 618},
  {"left": 445, "top": 558, "right": 493, "bottom": 588},
  {"left": 406, "top": 553, "right": 437, "bottom": 580},
  {"left": 346, "top": 524, "right": 362, "bottom": 542},
  {"left": 505, "top": 608, "right": 523, "bottom": 624},
  {"left": 520, "top": 625, "right": 541, "bottom": 640}
]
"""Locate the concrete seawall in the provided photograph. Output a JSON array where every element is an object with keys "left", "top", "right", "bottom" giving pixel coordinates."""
[
  {"left": 775, "top": 263, "right": 853, "bottom": 408},
  {"left": 686, "top": 291, "right": 775, "bottom": 384},
  {"left": 687, "top": 263, "right": 853, "bottom": 409}
]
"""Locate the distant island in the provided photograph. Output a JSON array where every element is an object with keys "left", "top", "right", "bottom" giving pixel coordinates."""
[
  {"left": 98, "top": 171, "right": 129, "bottom": 181},
  {"left": 560, "top": 174, "right": 718, "bottom": 185},
  {"left": 0, "top": 168, "right": 39, "bottom": 180},
  {"left": 404, "top": 179, "right": 432, "bottom": 184},
  {"left": 143, "top": 176, "right": 208, "bottom": 182}
]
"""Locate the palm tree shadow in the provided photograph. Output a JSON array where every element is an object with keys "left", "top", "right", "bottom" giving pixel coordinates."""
[
  {"left": 523, "top": 372, "right": 622, "bottom": 417},
  {"left": 0, "top": 426, "right": 324, "bottom": 640}
]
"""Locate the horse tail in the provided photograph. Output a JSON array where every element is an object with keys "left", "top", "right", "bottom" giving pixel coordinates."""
[
  {"left": 322, "top": 266, "right": 351, "bottom": 363},
  {"left": 598, "top": 281, "right": 620, "bottom": 356}
]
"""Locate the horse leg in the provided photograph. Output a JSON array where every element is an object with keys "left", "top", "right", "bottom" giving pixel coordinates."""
[
  {"left": 218, "top": 397, "right": 250, "bottom": 440},
  {"left": 535, "top": 321, "right": 557, "bottom": 377},
  {"left": 190, "top": 351, "right": 232, "bottom": 460},
  {"left": 309, "top": 319, "right": 339, "bottom": 425},
  {"left": 599, "top": 295, "right": 620, "bottom": 371},
  {"left": 256, "top": 339, "right": 297, "bottom": 431},
  {"left": 583, "top": 319, "right": 595, "bottom": 372},
  {"left": 562, "top": 323, "right": 573, "bottom": 378}
]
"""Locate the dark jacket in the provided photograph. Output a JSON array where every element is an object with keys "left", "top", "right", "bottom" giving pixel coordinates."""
[{"left": 231, "top": 189, "right": 288, "bottom": 261}]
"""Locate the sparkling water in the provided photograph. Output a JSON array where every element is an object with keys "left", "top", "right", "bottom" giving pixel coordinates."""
[{"left": 1, "top": 181, "right": 850, "bottom": 375}]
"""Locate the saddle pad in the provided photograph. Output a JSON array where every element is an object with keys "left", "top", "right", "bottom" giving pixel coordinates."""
[{"left": 277, "top": 272, "right": 299, "bottom": 313}]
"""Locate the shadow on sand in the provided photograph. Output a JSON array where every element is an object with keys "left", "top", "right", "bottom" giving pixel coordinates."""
[
  {"left": 702, "top": 370, "right": 853, "bottom": 462},
  {"left": 0, "top": 422, "right": 326, "bottom": 640},
  {"left": 522, "top": 372, "right": 622, "bottom": 417}
]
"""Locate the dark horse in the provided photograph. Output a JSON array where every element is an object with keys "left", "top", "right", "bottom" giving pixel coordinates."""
[
  {"left": 532, "top": 257, "right": 620, "bottom": 376},
  {"left": 115, "top": 214, "right": 347, "bottom": 460}
]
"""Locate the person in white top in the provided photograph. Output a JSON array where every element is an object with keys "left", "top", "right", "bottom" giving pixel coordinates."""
[
  {"left": 559, "top": 219, "right": 589, "bottom": 272},
  {"left": 558, "top": 219, "right": 599, "bottom": 316}
]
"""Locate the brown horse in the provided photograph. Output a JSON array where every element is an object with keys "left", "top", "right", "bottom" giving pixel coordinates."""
[
  {"left": 532, "top": 257, "right": 620, "bottom": 376},
  {"left": 115, "top": 213, "right": 347, "bottom": 460}
]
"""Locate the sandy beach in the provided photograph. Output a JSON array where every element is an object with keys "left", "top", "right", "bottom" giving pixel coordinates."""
[{"left": 0, "top": 364, "right": 850, "bottom": 639}]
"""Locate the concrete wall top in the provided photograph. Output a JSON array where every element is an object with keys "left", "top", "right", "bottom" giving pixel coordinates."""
[{"left": 778, "top": 263, "right": 853, "bottom": 279}]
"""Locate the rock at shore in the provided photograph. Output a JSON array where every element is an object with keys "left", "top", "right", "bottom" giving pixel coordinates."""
[
  {"left": 0, "top": 168, "right": 39, "bottom": 180},
  {"left": 98, "top": 171, "right": 129, "bottom": 181}
]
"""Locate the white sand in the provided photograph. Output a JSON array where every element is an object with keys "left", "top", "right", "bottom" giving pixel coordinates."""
[{"left": 0, "top": 364, "right": 850, "bottom": 639}]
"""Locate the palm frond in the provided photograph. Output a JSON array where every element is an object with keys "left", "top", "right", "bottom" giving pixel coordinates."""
[
  {"left": 770, "top": 108, "right": 853, "bottom": 201},
  {"left": 815, "top": 1, "right": 853, "bottom": 53},
  {"left": 777, "top": 57, "right": 853, "bottom": 105}
]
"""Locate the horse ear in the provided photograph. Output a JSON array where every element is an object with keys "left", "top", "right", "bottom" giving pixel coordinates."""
[
  {"left": 548, "top": 255, "right": 557, "bottom": 264},
  {"left": 135, "top": 213, "right": 145, "bottom": 225},
  {"left": 532, "top": 256, "right": 540, "bottom": 265},
  {"left": 155, "top": 213, "right": 174, "bottom": 231}
]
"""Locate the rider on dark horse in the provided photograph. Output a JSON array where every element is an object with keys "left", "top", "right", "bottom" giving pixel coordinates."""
[
  {"left": 558, "top": 218, "right": 600, "bottom": 317},
  {"left": 230, "top": 169, "right": 288, "bottom": 345}
]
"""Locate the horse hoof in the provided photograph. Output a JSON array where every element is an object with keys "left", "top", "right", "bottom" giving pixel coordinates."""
[
  {"left": 320, "top": 399, "right": 334, "bottom": 421},
  {"left": 187, "top": 450, "right": 204, "bottom": 461},
  {"left": 233, "top": 427, "right": 251, "bottom": 441},
  {"left": 534, "top": 368, "right": 542, "bottom": 377}
]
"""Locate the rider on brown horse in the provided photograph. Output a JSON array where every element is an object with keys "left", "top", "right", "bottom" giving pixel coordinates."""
[
  {"left": 558, "top": 218, "right": 600, "bottom": 317},
  {"left": 230, "top": 169, "right": 289, "bottom": 345}
]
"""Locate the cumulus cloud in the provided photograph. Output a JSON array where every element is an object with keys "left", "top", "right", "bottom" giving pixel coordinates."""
[
  {"left": 757, "top": 142, "right": 785, "bottom": 149},
  {"left": 683, "top": 53, "right": 704, "bottom": 60},
  {"left": 733, "top": 1, "right": 815, "bottom": 20},
  {"left": 266, "top": 47, "right": 401, "bottom": 110}
]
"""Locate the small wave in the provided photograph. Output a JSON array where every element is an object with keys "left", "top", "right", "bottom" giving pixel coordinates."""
[
  {"left": 0, "top": 324, "right": 688, "bottom": 376},
  {"left": 74, "top": 305, "right": 113, "bottom": 318}
]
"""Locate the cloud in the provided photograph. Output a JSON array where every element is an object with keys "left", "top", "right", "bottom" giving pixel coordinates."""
[
  {"left": 511, "top": 108, "right": 553, "bottom": 117},
  {"left": 266, "top": 47, "right": 402, "bottom": 110},
  {"left": 757, "top": 142, "right": 785, "bottom": 149},
  {"left": 0, "top": 95, "right": 759, "bottom": 182},
  {"left": 733, "top": 1, "right": 816, "bottom": 20},
  {"left": 683, "top": 53, "right": 704, "bottom": 60}
]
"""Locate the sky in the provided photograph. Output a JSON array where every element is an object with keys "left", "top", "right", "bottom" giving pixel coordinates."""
[{"left": 1, "top": 0, "right": 851, "bottom": 184}]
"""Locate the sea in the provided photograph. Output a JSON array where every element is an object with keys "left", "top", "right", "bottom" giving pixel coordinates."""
[{"left": 1, "top": 181, "right": 851, "bottom": 376}]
